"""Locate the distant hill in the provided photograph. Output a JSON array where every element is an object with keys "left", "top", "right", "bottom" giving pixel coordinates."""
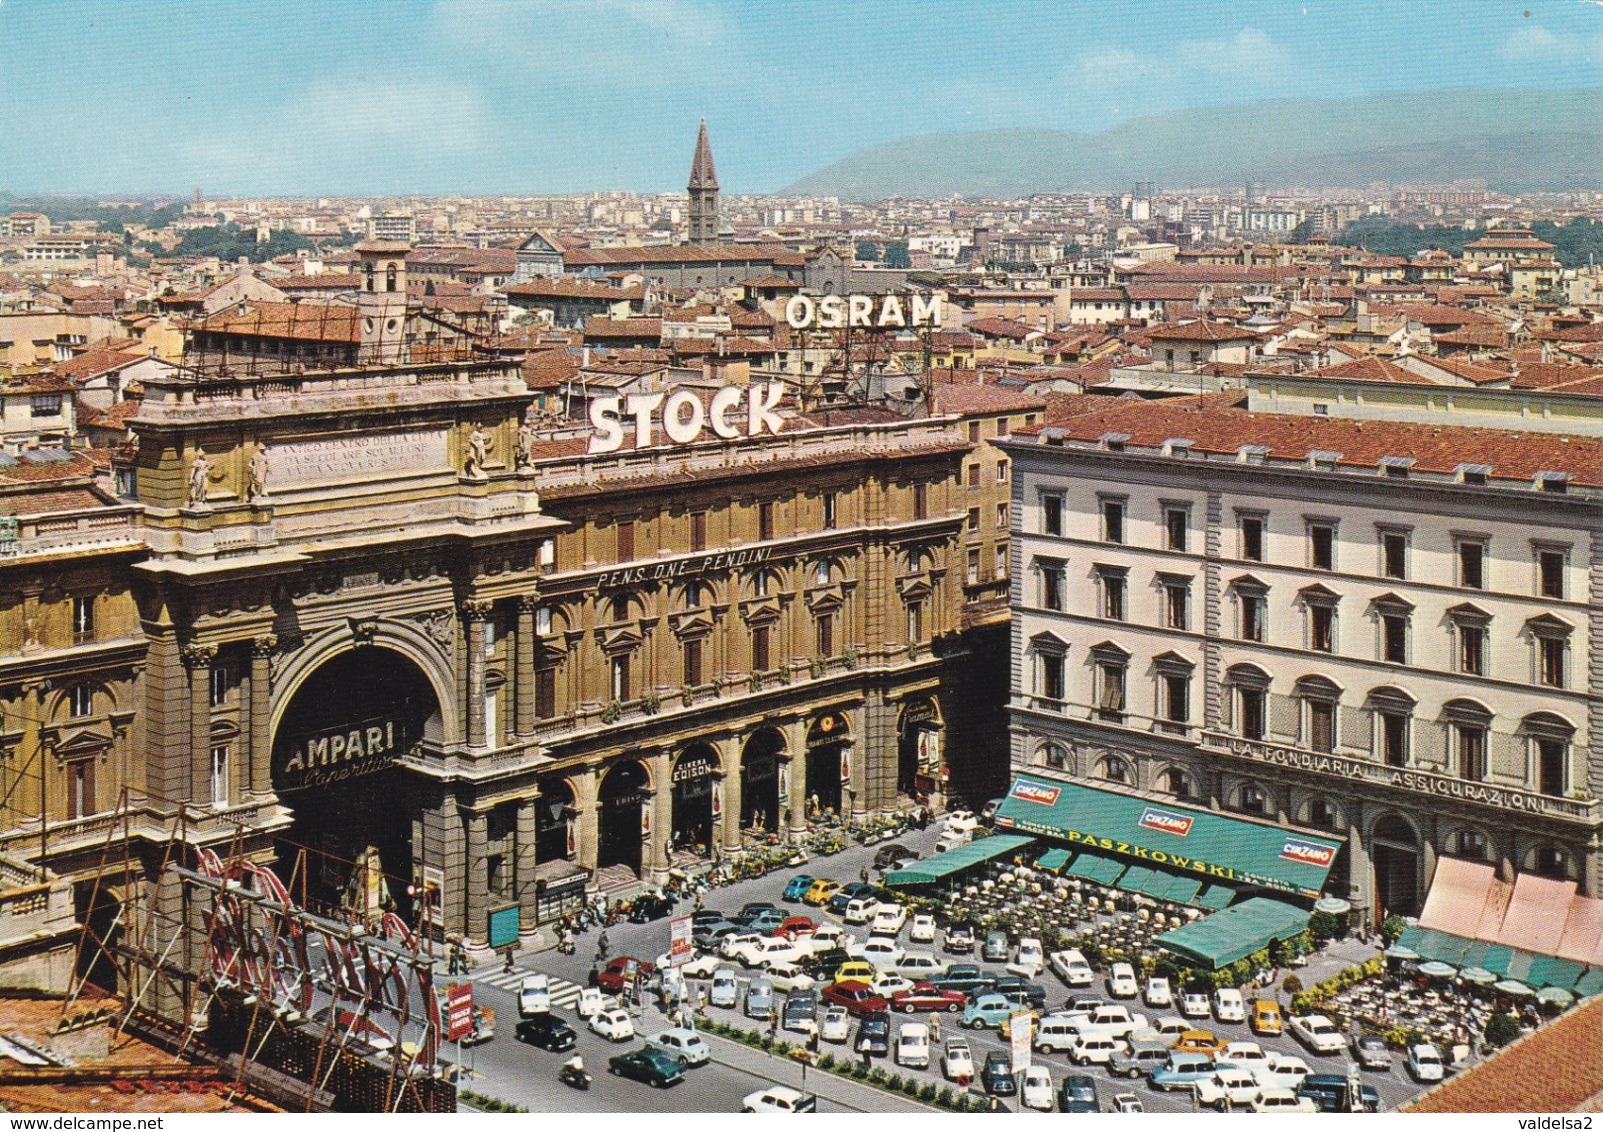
[{"left": 781, "top": 89, "right": 1603, "bottom": 199}]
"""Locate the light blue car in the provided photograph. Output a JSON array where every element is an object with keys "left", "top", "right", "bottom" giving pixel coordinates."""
[
  {"left": 1151, "top": 1053, "right": 1239, "bottom": 1092},
  {"left": 961, "top": 992, "right": 1014, "bottom": 1030}
]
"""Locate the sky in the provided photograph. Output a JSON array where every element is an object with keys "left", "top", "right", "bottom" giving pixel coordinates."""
[{"left": 1, "top": 0, "right": 1600, "bottom": 197}]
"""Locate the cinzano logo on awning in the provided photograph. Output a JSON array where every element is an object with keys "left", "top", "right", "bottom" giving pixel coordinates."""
[
  {"left": 1280, "top": 837, "right": 1336, "bottom": 868},
  {"left": 1138, "top": 808, "right": 1194, "bottom": 837},
  {"left": 1011, "top": 780, "right": 1061, "bottom": 806}
]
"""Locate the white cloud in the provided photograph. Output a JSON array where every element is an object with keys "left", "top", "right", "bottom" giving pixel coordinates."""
[
  {"left": 1176, "top": 27, "right": 1290, "bottom": 78},
  {"left": 1074, "top": 48, "right": 1160, "bottom": 87},
  {"left": 1501, "top": 23, "right": 1603, "bottom": 62}
]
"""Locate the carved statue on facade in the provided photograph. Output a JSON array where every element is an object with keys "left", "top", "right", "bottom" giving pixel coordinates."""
[
  {"left": 517, "top": 419, "right": 539, "bottom": 470},
  {"left": 465, "top": 425, "right": 492, "bottom": 479},
  {"left": 246, "top": 445, "right": 271, "bottom": 502},
  {"left": 188, "top": 450, "right": 211, "bottom": 506}
]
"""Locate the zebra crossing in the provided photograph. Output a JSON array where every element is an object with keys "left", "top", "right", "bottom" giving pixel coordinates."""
[{"left": 470, "top": 966, "right": 585, "bottom": 1008}]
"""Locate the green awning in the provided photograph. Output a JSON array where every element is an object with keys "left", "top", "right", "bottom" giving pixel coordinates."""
[
  {"left": 1480, "top": 944, "right": 1514, "bottom": 977},
  {"left": 1410, "top": 928, "right": 1473, "bottom": 966},
  {"left": 1526, "top": 955, "right": 1585, "bottom": 991},
  {"left": 1196, "top": 885, "right": 1236, "bottom": 910},
  {"left": 1503, "top": 950, "right": 1535, "bottom": 982},
  {"left": 1066, "top": 854, "right": 1104, "bottom": 880},
  {"left": 1036, "top": 848, "right": 1071, "bottom": 873},
  {"left": 1154, "top": 897, "right": 1311, "bottom": 970},
  {"left": 884, "top": 833, "right": 1035, "bottom": 888},
  {"left": 1086, "top": 856, "right": 1126, "bottom": 885},
  {"left": 1573, "top": 969, "right": 1603, "bottom": 998},
  {"left": 1162, "top": 876, "right": 1203, "bottom": 905},
  {"left": 1458, "top": 940, "right": 1491, "bottom": 969},
  {"left": 994, "top": 774, "right": 1341, "bottom": 898},
  {"left": 1117, "top": 865, "right": 1156, "bottom": 893}
]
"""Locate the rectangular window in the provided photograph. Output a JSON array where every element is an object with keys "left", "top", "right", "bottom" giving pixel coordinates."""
[
  {"left": 1041, "top": 493, "right": 1063, "bottom": 536},
  {"left": 1458, "top": 725, "right": 1486, "bottom": 781},
  {"left": 967, "top": 548, "right": 980, "bottom": 585},
  {"left": 1309, "top": 523, "right": 1335, "bottom": 570},
  {"left": 1164, "top": 507, "right": 1188, "bottom": 552},
  {"left": 996, "top": 459, "right": 1008, "bottom": 483},
  {"left": 1308, "top": 701, "right": 1335, "bottom": 754},
  {"left": 69, "top": 684, "right": 93, "bottom": 718},
  {"left": 995, "top": 417, "right": 1009, "bottom": 437},
  {"left": 1096, "top": 663, "right": 1126, "bottom": 723},
  {"left": 1380, "top": 713, "right": 1409, "bottom": 767},
  {"left": 1538, "top": 549, "right": 1565, "bottom": 599},
  {"left": 1101, "top": 571, "right": 1125, "bottom": 621},
  {"left": 1164, "top": 581, "right": 1189, "bottom": 631},
  {"left": 1239, "top": 688, "right": 1265, "bottom": 741},
  {"left": 1537, "top": 738, "right": 1566, "bottom": 796},
  {"left": 1162, "top": 673, "right": 1189, "bottom": 732},
  {"left": 683, "top": 637, "right": 703, "bottom": 687},
  {"left": 1381, "top": 614, "right": 1408, "bottom": 664},
  {"left": 30, "top": 393, "right": 62, "bottom": 418},
  {"left": 689, "top": 511, "right": 707, "bottom": 552},
  {"left": 822, "top": 491, "right": 837, "bottom": 530},
  {"left": 967, "top": 421, "right": 980, "bottom": 443},
  {"left": 1539, "top": 637, "right": 1566, "bottom": 688},
  {"left": 72, "top": 596, "right": 94, "bottom": 643},
  {"left": 1458, "top": 540, "right": 1485, "bottom": 589},
  {"left": 1459, "top": 624, "right": 1486, "bottom": 676},
  {"left": 615, "top": 519, "right": 635, "bottom": 561},
  {"left": 994, "top": 544, "right": 1008, "bottom": 579},
  {"left": 1041, "top": 654, "right": 1065, "bottom": 702},
  {"left": 967, "top": 463, "right": 980, "bottom": 488},
  {"left": 966, "top": 507, "right": 979, "bottom": 532},
  {"left": 1041, "top": 564, "right": 1064, "bottom": 611},
  {"left": 815, "top": 612, "right": 834, "bottom": 658},
  {"left": 996, "top": 502, "right": 1008, "bottom": 529},
  {"left": 1310, "top": 605, "right": 1334, "bottom": 652},
  {"left": 1241, "top": 594, "right": 1265, "bottom": 642},
  {"left": 610, "top": 654, "right": 630, "bottom": 701},
  {"left": 1102, "top": 499, "right": 1125, "bottom": 544},
  {"left": 535, "top": 666, "right": 557, "bottom": 719},
  {"left": 66, "top": 758, "right": 95, "bottom": 819},
  {"left": 210, "top": 745, "right": 229, "bottom": 808},
  {"left": 209, "top": 664, "right": 230, "bottom": 708},
  {"left": 1240, "top": 515, "right": 1265, "bottom": 562},
  {"left": 1381, "top": 532, "right": 1407, "bottom": 579},
  {"left": 758, "top": 501, "right": 775, "bottom": 541},
  {"left": 752, "top": 625, "right": 771, "bottom": 672},
  {"left": 906, "top": 601, "right": 923, "bottom": 644}
]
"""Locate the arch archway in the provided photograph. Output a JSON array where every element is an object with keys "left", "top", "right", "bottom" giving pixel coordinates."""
[
  {"left": 741, "top": 730, "right": 784, "bottom": 833},
  {"left": 598, "top": 760, "right": 648, "bottom": 874},
  {"left": 671, "top": 744, "right": 719, "bottom": 855},
  {"left": 805, "top": 714, "right": 849, "bottom": 817},
  {"left": 1372, "top": 812, "right": 1422, "bottom": 917},
  {"left": 270, "top": 646, "right": 440, "bottom": 919}
]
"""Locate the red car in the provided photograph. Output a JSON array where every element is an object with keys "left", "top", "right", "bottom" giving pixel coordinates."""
[
  {"left": 773, "top": 916, "right": 817, "bottom": 941},
  {"left": 595, "top": 956, "right": 655, "bottom": 993},
  {"left": 891, "top": 982, "right": 967, "bottom": 1014},
  {"left": 821, "top": 980, "right": 890, "bottom": 1017}
]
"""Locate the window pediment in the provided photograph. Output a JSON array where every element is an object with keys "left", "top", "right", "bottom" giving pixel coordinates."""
[
  {"left": 1089, "top": 640, "right": 1131, "bottom": 662},
  {"left": 1298, "top": 582, "right": 1340, "bottom": 604},
  {"left": 1447, "top": 602, "right": 1491, "bottom": 624},
  {"left": 1369, "top": 591, "right": 1415, "bottom": 613}
]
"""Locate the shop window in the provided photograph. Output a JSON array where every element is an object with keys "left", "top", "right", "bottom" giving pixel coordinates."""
[{"left": 1238, "top": 783, "right": 1269, "bottom": 816}]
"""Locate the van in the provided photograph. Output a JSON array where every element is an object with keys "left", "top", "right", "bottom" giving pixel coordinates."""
[
  {"left": 1034, "top": 1014, "right": 1087, "bottom": 1053},
  {"left": 745, "top": 979, "right": 775, "bottom": 1020},
  {"left": 1067, "top": 1034, "right": 1122, "bottom": 1066},
  {"left": 843, "top": 896, "right": 883, "bottom": 924}
]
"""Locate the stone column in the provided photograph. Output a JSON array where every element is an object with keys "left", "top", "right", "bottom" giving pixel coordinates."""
[
  {"left": 649, "top": 750, "right": 672, "bottom": 882},
  {"left": 515, "top": 596, "right": 538, "bottom": 737},
  {"left": 515, "top": 792, "right": 540, "bottom": 933},
  {"left": 461, "top": 600, "right": 492, "bottom": 749},
  {"left": 722, "top": 759, "right": 744, "bottom": 856},
  {"left": 465, "top": 806, "right": 489, "bottom": 947},
  {"left": 788, "top": 751, "right": 808, "bottom": 839},
  {"left": 1346, "top": 811, "right": 1373, "bottom": 917},
  {"left": 182, "top": 644, "right": 216, "bottom": 804},
  {"left": 573, "top": 765, "right": 599, "bottom": 872},
  {"left": 247, "top": 635, "right": 276, "bottom": 796}
]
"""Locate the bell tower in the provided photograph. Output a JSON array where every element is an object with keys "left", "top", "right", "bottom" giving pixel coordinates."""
[
  {"left": 354, "top": 238, "right": 410, "bottom": 364},
  {"left": 686, "top": 119, "right": 719, "bottom": 248}
]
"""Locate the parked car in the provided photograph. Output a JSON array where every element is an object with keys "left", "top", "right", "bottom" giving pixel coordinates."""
[
  {"left": 1408, "top": 1042, "right": 1445, "bottom": 1083},
  {"left": 1259, "top": 1053, "right": 1311, "bottom": 1091},
  {"left": 1288, "top": 1013, "right": 1344, "bottom": 1055},
  {"left": 895, "top": 1021, "right": 930, "bottom": 1069},
  {"left": 646, "top": 1028, "right": 710, "bottom": 1067},
  {"left": 1107, "top": 962, "right": 1139, "bottom": 999},
  {"left": 1057, "top": 1074, "right": 1098, "bottom": 1113},
  {"left": 874, "top": 842, "right": 917, "bottom": 871},
  {"left": 1213, "top": 987, "right": 1246, "bottom": 1024},
  {"left": 832, "top": 960, "right": 877, "bottom": 986},
  {"left": 981, "top": 929, "right": 1010, "bottom": 962},
  {"left": 932, "top": 963, "right": 994, "bottom": 997},
  {"left": 1249, "top": 1087, "right": 1318, "bottom": 1113},
  {"left": 1050, "top": 949, "right": 1094, "bottom": 988},
  {"left": 741, "top": 1086, "right": 816, "bottom": 1113},
  {"left": 1143, "top": 976, "right": 1172, "bottom": 1008},
  {"left": 1299, "top": 1075, "right": 1381, "bottom": 1113},
  {"left": 856, "top": 1012, "right": 891, "bottom": 1057},
  {"left": 799, "top": 948, "right": 851, "bottom": 981},
  {"left": 575, "top": 986, "right": 605, "bottom": 1020},
  {"left": 719, "top": 932, "right": 765, "bottom": 960},
  {"left": 1107, "top": 1092, "right": 1144, "bottom": 1113},
  {"left": 827, "top": 883, "right": 874, "bottom": 915},
  {"left": 942, "top": 1036, "right": 975, "bottom": 1082},
  {"left": 608, "top": 1048, "right": 684, "bottom": 1088},
  {"left": 944, "top": 810, "right": 979, "bottom": 837},
  {"left": 589, "top": 1007, "right": 635, "bottom": 1042},
  {"left": 729, "top": 936, "right": 807, "bottom": 970},
  {"left": 1063, "top": 1004, "right": 1147, "bottom": 1042},
  {"left": 596, "top": 956, "right": 655, "bottom": 994},
  {"left": 1152, "top": 1052, "right": 1230, "bottom": 1092},
  {"left": 765, "top": 963, "right": 817, "bottom": 994},
  {"left": 1221, "top": 1040, "right": 1267, "bottom": 1070},
  {"left": 677, "top": 952, "right": 722, "bottom": 979},
  {"left": 1173, "top": 1029, "right": 1225, "bottom": 1055},
  {"left": 782, "top": 992, "right": 819, "bottom": 1034},
  {"left": 819, "top": 1005, "right": 851, "bottom": 1043},
  {"left": 981, "top": 1050, "right": 1016, "bottom": 1096},
  {"left": 774, "top": 916, "right": 817, "bottom": 942},
  {"left": 807, "top": 923, "right": 851, "bottom": 952},
  {"left": 944, "top": 923, "right": 976, "bottom": 954},
  {"left": 744, "top": 979, "right": 775, "bottom": 1020},
  {"left": 1249, "top": 998, "right": 1283, "bottom": 1036},
  {"left": 909, "top": 912, "right": 937, "bottom": 943},
  {"left": 1180, "top": 991, "right": 1211, "bottom": 1018},
  {"left": 961, "top": 992, "right": 1015, "bottom": 1029},
  {"left": 1021, "top": 1065, "right": 1054, "bottom": 1111},
  {"left": 518, "top": 974, "right": 551, "bottom": 1016},
  {"left": 782, "top": 875, "right": 816, "bottom": 902},
  {"left": 514, "top": 1012, "right": 577, "bottom": 1052},
  {"left": 979, "top": 798, "right": 1003, "bottom": 826},
  {"left": 1067, "top": 1034, "right": 1124, "bottom": 1066},
  {"left": 803, "top": 879, "right": 841, "bottom": 906},
  {"left": 694, "top": 920, "right": 740, "bottom": 950},
  {"left": 1109, "top": 1041, "right": 1172, "bottom": 1079},
  {"left": 822, "top": 980, "right": 889, "bottom": 1017},
  {"left": 1194, "top": 1068, "right": 1261, "bottom": 1111},
  {"left": 709, "top": 967, "right": 740, "bottom": 1008},
  {"left": 870, "top": 904, "right": 908, "bottom": 936},
  {"left": 894, "top": 951, "right": 946, "bottom": 981},
  {"left": 848, "top": 938, "right": 904, "bottom": 969},
  {"left": 989, "top": 975, "right": 1047, "bottom": 1010},
  {"left": 1352, "top": 1033, "right": 1393, "bottom": 1070},
  {"left": 892, "top": 981, "right": 966, "bottom": 1013},
  {"left": 734, "top": 901, "right": 781, "bottom": 926},
  {"left": 843, "top": 895, "right": 885, "bottom": 925},
  {"left": 748, "top": 908, "right": 793, "bottom": 933},
  {"left": 1010, "top": 937, "right": 1044, "bottom": 976},
  {"left": 627, "top": 894, "right": 675, "bottom": 923}
]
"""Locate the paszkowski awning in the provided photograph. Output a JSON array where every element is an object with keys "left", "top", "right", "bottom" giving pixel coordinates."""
[
  {"left": 884, "top": 833, "right": 1035, "bottom": 888},
  {"left": 1155, "top": 897, "right": 1312, "bottom": 969},
  {"left": 993, "top": 774, "right": 1341, "bottom": 899}
]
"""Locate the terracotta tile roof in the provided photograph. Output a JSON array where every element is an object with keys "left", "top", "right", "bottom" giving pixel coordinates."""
[
  {"left": 278, "top": 273, "right": 358, "bottom": 291},
  {"left": 564, "top": 243, "right": 804, "bottom": 268},
  {"left": 1145, "top": 319, "right": 1256, "bottom": 343},
  {"left": 930, "top": 384, "right": 1046, "bottom": 415},
  {"left": 504, "top": 277, "right": 645, "bottom": 301},
  {"left": 1070, "top": 289, "right": 1126, "bottom": 302},
  {"left": 1403, "top": 304, "right": 1501, "bottom": 328},
  {"left": 965, "top": 316, "right": 1037, "bottom": 340},
  {"left": 521, "top": 348, "right": 581, "bottom": 390},
  {"left": 53, "top": 348, "right": 147, "bottom": 382},
  {"left": 0, "top": 485, "right": 112, "bottom": 516},
  {"left": 200, "top": 301, "right": 360, "bottom": 344},
  {"left": 1125, "top": 284, "right": 1206, "bottom": 302},
  {"left": 583, "top": 316, "right": 662, "bottom": 339},
  {"left": 1412, "top": 354, "right": 1513, "bottom": 385},
  {"left": 1435, "top": 324, "right": 1510, "bottom": 348},
  {"left": 741, "top": 274, "right": 801, "bottom": 288},
  {"left": 1305, "top": 356, "right": 1438, "bottom": 385},
  {"left": 0, "top": 450, "right": 100, "bottom": 485},
  {"left": 668, "top": 335, "right": 781, "bottom": 357},
  {"left": 1404, "top": 995, "right": 1603, "bottom": 1113},
  {"left": 1014, "top": 397, "right": 1603, "bottom": 486}
]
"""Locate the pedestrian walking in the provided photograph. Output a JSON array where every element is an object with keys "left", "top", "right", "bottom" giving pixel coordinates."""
[
  {"left": 503, "top": 948, "right": 516, "bottom": 973},
  {"left": 859, "top": 867, "right": 870, "bottom": 885},
  {"left": 587, "top": 964, "right": 599, "bottom": 987},
  {"left": 598, "top": 929, "right": 611, "bottom": 955},
  {"left": 929, "top": 1013, "right": 942, "bottom": 1044}
]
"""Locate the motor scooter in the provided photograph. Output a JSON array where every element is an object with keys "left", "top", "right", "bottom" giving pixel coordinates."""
[{"left": 559, "top": 1063, "right": 592, "bottom": 1091}]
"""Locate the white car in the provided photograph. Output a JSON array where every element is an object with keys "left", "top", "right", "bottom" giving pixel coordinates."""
[
  {"left": 1021, "top": 1065, "right": 1054, "bottom": 1111},
  {"left": 848, "top": 938, "right": 905, "bottom": 968},
  {"left": 647, "top": 1027, "right": 711, "bottom": 1067},
  {"left": 742, "top": 1086, "right": 817, "bottom": 1113},
  {"left": 765, "top": 963, "right": 817, "bottom": 994},
  {"left": 870, "top": 905, "right": 908, "bottom": 936},
  {"left": 720, "top": 931, "right": 765, "bottom": 959},
  {"left": 942, "top": 1036, "right": 975, "bottom": 1082},
  {"left": 709, "top": 967, "right": 740, "bottom": 1008},
  {"left": 808, "top": 924, "right": 851, "bottom": 952},
  {"left": 868, "top": 972, "right": 914, "bottom": 999},
  {"left": 1193, "top": 1068, "right": 1261, "bottom": 1111},
  {"left": 1108, "top": 1092, "right": 1145, "bottom": 1113},
  {"left": 1050, "top": 949, "right": 1094, "bottom": 988},
  {"left": 1067, "top": 1034, "right": 1124, "bottom": 1065},
  {"left": 1180, "top": 992, "right": 1211, "bottom": 1019},
  {"left": 518, "top": 974, "right": 550, "bottom": 1016},
  {"left": 1259, "top": 1053, "right": 1310, "bottom": 1091},
  {"left": 1213, "top": 988, "right": 1246, "bottom": 1024},
  {"left": 842, "top": 896, "right": 884, "bottom": 924},
  {"left": 575, "top": 985, "right": 605, "bottom": 1019},
  {"left": 729, "top": 936, "right": 807, "bottom": 970},
  {"left": 895, "top": 1022, "right": 930, "bottom": 1069},
  {"left": 1408, "top": 1042, "right": 1445, "bottom": 1083},
  {"left": 1010, "top": 937, "right": 1044, "bottom": 976},
  {"left": 820, "top": 1006, "right": 851, "bottom": 1043},
  {"left": 1106, "top": 962, "right": 1139, "bottom": 999},
  {"left": 678, "top": 952, "right": 722, "bottom": 979},
  {"left": 1221, "top": 1041, "right": 1267, "bottom": 1073},
  {"left": 588, "top": 1007, "right": 634, "bottom": 1042},
  {"left": 909, "top": 913, "right": 937, "bottom": 943},
  {"left": 1143, "top": 976, "right": 1172, "bottom": 1008},
  {"left": 1249, "top": 1087, "right": 1318, "bottom": 1113},
  {"left": 943, "top": 810, "right": 979, "bottom": 836},
  {"left": 1288, "top": 1014, "right": 1344, "bottom": 1055}
]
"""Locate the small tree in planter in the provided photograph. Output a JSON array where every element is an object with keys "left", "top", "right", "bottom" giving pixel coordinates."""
[{"left": 1484, "top": 1012, "right": 1521, "bottom": 1049}]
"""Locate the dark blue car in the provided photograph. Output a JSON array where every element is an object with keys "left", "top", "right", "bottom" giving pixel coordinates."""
[
  {"left": 827, "top": 883, "right": 874, "bottom": 915},
  {"left": 783, "top": 875, "right": 816, "bottom": 902}
]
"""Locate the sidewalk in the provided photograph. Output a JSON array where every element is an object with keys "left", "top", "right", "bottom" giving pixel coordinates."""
[{"left": 699, "top": 1031, "right": 935, "bottom": 1113}]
